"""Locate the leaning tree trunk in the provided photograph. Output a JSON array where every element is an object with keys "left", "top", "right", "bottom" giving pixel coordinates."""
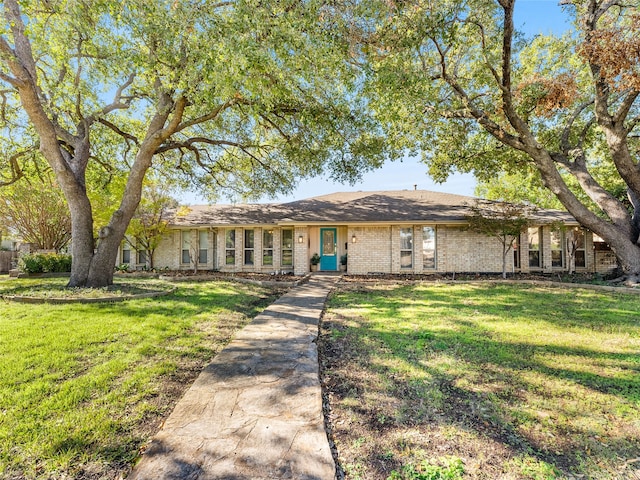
[{"left": 66, "top": 192, "right": 97, "bottom": 287}]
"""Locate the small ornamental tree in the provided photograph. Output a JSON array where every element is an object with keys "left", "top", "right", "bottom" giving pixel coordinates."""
[
  {"left": 126, "top": 183, "right": 177, "bottom": 270},
  {"left": 465, "top": 200, "right": 533, "bottom": 278},
  {"left": 0, "top": 175, "right": 71, "bottom": 252}
]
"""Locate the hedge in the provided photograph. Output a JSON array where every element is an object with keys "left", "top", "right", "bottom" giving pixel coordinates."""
[{"left": 18, "top": 253, "right": 72, "bottom": 274}]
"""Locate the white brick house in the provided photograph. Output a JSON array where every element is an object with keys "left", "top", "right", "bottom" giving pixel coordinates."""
[{"left": 117, "top": 190, "right": 617, "bottom": 275}]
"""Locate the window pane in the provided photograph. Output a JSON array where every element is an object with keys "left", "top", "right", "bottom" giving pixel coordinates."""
[
  {"left": 575, "top": 250, "right": 586, "bottom": 268},
  {"left": 182, "top": 231, "right": 191, "bottom": 250},
  {"left": 550, "top": 230, "right": 562, "bottom": 250},
  {"left": 182, "top": 250, "right": 190, "bottom": 264},
  {"left": 122, "top": 249, "right": 130, "bottom": 264},
  {"left": 244, "top": 250, "right": 254, "bottom": 265},
  {"left": 263, "top": 230, "right": 274, "bottom": 249},
  {"left": 225, "top": 230, "right": 235, "bottom": 248},
  {"left": 138, "top": 250, "right": 147, "bottom": 265},
  {"left": 400, "top": 251, "right": 412, "bottom": 268},
  {"left": 282, "top": 229, "right": 293, "bottom": 249},
  {"left": 552, "top": 250, "right": 563, "bottom": 267},
  {"left": 422, "top": 226, "right": 435, "bottom": 269},
  {"left": 322, "top": 230, "right": 335, "bottom": 255},
  {"left": 263, "top": 249, "right": 273, "bottom": 265},
  {"left": 574, "top": 229, "right": 585, "bottom": 249},
  {"left": 244, "top": 229, "right": 254, "bottom": 249},
  {"left": 529, "top": 251, "right": 540, "bottom": 268},
  {"left": 226, "top": 250, "right": 235, "bottom": 265},
  {"left": 199, "top": 249, "right": 208, "bottom": 264},
  {"left": 528, "top": 227, "right": 540, "bottom": 251},
  {"left": 282, "top": 250, "right": 293, "bottom": 266},
  {"left": 400, "top": 228, "right": 413, "bottom": 250}
]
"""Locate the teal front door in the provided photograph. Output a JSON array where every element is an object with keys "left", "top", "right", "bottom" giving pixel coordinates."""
[{"left": 320, "top": 228, "right": 337, "bottom": 271}]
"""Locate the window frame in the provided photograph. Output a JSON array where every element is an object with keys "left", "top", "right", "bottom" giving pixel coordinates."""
[
  {"left": 550, "top": 228, "right": 564, "bottom": 268},
  {"left": 573, "top": 228, "right": 587, "bottom": 268},
  {"left": 137, "top": 248, "right": 148, "bottom": 266},
  {"left": 121, "top": 242, "right": 131, "bottom": 265},
  {"left": 225, "top": 229, "right": 236, "bottom": 266},
  {"left": 263, "top": 229, "right": 274, "bottom": 266},
  {"left": 198, "top": 230, "right": 209, "bottom": 265},
  {"left": 400, "top": 227, "right": 413, "bottom": 269},
  {"left": 181, "top": 230, "right": 192, "bottom": 265},
  {"left": 244, "top": 229, "right": 255, "bottom": 265},
  {"left": 528, "top": 227, "right": 541, "bottom": 268},
  {"left": 281, "top": 228, "right": 293, "bottom": 267},
  {"left": 422, "top": 226, "right": 436, "bottom": 269}
]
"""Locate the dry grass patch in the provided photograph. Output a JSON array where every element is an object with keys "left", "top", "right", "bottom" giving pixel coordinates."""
[{"left": 319, "top": 282, "right": 640, "bottom": 480}]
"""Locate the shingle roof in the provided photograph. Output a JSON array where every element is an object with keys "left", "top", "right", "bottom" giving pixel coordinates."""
[{"left": 167, "top": 190, "right": 578, "bottom": 227}]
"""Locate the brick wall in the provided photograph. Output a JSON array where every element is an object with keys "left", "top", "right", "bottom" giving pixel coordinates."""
[
  {"left": 348, "top": 225, "right": 507, "bottom": 275},
  {"left": 145, "top": 224, "right": 610, "bottom": 275},
  {"left": 347, "top": 226, "right": 392, "bottom": 275}
]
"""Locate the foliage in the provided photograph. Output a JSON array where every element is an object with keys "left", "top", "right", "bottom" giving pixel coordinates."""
[
  {"left": 18, "top": 253, "right": 72, "bottom": 274},
  {"left": 114, "top": 263, "right": 131, "bottom": 273},
  {"left": 388, "top": 457, "right": 464, "bottom": 480},
  {"left": 126, "top": 181, "right": 178, "bottom": 269},
  {"left": 0, "top": 0, "right": 391, "bottom": 287},
  {"left": 311, "top": 253, "right": 321, "bottom": 265},
  {"left": 0, "top": 172, "right": 71, "bottom": 251},
  {"left": 340, "top": 253, "right": 348, "bottom": 266},
  {"left": 354, "top": 0, "right": 640, "bottom": 275},
  {"left": 321, "top": 283, "right": 640, "bottom": 479},
  {"left": 0, "top": 277, "right": 283, "bottom": 478},
  {"left": 465, "top": 200, "right": 532, "bottom": 278}
]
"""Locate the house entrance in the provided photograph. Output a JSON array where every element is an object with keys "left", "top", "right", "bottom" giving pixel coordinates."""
[{"left": 319, "top": 228, "right": 337, "bottom": 271}]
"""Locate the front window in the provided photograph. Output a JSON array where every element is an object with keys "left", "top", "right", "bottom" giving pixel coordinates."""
[
  {"left": 225, "top": 229, "right": 235, "bottom": 265},
  {"left": 199, "top": 230, "right": 209, "bottom": 264},
  {"left": 182, "top": 230, "right": 191, "bottom": 264},
  {"left": 574, "top": 228, "right": 586, "bottom": 268},
  {"left": 137, "top": 249, "right": 147, "bottom": 265},
  {"left": 244, "top": 229, "right": 255, "bottom": 265},
  {"left": 263, "top": 229, "right": 274, "bottom": 266},
  {"left": 400, "top": 227, "right": 413, "bottom": 269},
  {"left": 122, "top": 243, "right": 131, "bottom": 265},
  {"left": 551, "top": 229, "right": 564, "bottom": 268},
  {"left": 422, "top": 226, "right": 436, "bottom": 269},
  {"left": 528, "top": 227, "right": 541, "bottom": 268},
  {"left": 282, "top": 229, "right": 293, "bottom": 266}
]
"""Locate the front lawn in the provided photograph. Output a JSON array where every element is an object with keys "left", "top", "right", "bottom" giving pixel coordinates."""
[
  {"left": 0, "top": 277, "right": 283, "bottom": 479},
  {"left": 320, "top": 282, "right": 640, "bottom": 480}
]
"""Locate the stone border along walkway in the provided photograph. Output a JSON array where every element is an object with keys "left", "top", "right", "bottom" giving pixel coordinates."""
[{"left": 128, "top": 273, "right": 341, "bottom": 480}]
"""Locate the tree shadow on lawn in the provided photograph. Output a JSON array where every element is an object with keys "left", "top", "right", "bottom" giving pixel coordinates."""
[
  {"left": 88, "top": 283, "right": 283, "bottom": 319},
  {"left": 3, "top": 283, "right": 284, "bottom": 480},
  {"left": 322, "top": 285, "right": 640, "bottom": 478}
]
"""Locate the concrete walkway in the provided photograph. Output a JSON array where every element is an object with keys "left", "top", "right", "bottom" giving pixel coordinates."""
[{"left": 128, "top": 274, "right": 340, "bottom": 480}]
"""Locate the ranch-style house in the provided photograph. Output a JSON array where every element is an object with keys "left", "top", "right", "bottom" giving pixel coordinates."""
[{"left": 117, "top": 190, "right": 618, "bottom": 276}]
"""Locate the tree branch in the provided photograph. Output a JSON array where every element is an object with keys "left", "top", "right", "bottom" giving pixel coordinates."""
[{"left": 86, "top": 73, "right": 136, "bottom": 125}]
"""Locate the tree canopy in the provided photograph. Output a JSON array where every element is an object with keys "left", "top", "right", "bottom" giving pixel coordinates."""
[
  {"left": 0, "top": 0, "right": 390, "bottom": 286},
  {"left": 356, "top": 0, "right": 640, "bottom": 277}
]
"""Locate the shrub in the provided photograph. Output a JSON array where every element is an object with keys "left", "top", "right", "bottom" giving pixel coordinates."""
[{"left": 18, "top": 253, "right": 72, "bottom": 274}]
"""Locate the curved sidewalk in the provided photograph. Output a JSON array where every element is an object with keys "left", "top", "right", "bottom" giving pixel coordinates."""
[{"left": 128, "top": 274, "right": 340, "bottom": 480}]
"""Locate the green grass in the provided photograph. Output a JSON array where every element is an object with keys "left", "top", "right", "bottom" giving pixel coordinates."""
[
  {"left": 0, "top": 277, "right": 283, "bottom": 479},
  {"left": 321, "top": 283, "right": 640, "bottom": 480}
]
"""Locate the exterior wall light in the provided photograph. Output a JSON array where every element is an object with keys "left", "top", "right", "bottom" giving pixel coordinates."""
[
  {"left": 298, "top": 235, "right": 304, "bottom": 244},
  {"left": 351, "top": 235, "right": 357, "bottom": 243}
]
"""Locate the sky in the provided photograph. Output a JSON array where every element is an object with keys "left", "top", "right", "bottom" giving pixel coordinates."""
[{"left": 183, "top": 1, "right": 573, "bottom": 205}]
